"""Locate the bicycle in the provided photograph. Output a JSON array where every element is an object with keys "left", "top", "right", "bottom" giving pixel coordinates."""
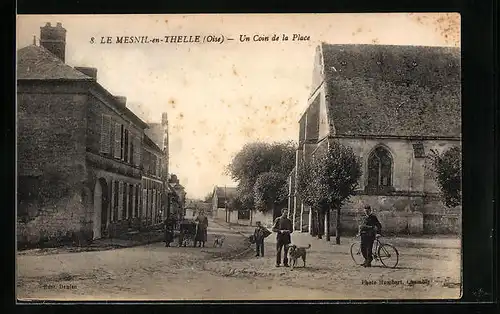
[{"left": 350, "top": 234, "right": 399, "bottom": 268}]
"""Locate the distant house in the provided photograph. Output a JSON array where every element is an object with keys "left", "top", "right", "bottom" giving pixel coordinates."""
[
  {"left": 288, "top": 43, "right": 461, "bottom": 236},
  {"left": 210, "top": 185, "right": 276, "bottom": 227},
  {"left": 211, "top": 186, "right": 237, "bottom": 222}
]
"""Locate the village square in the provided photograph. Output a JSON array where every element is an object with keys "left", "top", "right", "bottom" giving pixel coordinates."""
[{"left": 16, "top": 15, "right": 462, "bottom": 300}]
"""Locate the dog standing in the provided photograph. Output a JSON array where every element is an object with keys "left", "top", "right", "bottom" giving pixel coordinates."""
[
  {"left": 213, "top": 235, "right": 225, "bottom": 248},
  {"left": 286, "top": 244, "right": 311, "bottom": 270}
]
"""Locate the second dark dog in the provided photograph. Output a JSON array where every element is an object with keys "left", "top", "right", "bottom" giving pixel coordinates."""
[{"left": 286, "top": 243, "right": 311, "bottom": 270}]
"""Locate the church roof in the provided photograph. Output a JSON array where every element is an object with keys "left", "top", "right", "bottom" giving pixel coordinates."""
[
  {"left": 17, "top": 45, "right": 93, "bottom": 81},
  {"left": 320, "top": 43, "right": 461, "bottom": 138}
]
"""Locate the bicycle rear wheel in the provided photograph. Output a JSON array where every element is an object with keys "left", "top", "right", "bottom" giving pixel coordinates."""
[
  {"left": 378, "top": 243, "right": 399, "bottom": 268},
  {"left": 350, "top": 242, "right": 364, "bottom": 265}
]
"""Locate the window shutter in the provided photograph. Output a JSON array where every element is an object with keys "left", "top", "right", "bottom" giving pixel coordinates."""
[
  {"left": 118, "top": 181, "right": 123, "bottom": 219},
  {"left": 100, "top": 115, "right": 111, "bottom": 154},
  {"left": 114, "top": 123, "right": 121, "bottom": 159},
  {"left": 142, "top": 189, "right": 147, "bottom": 218},
  {"left": 124, "top": 129, "right": 129, "bottom": 162},
  {"left": 133, "top": 136, "right": 140, "bottom": 166},
  {"left": 120, "top": 125, "right": 125, "bottom": 160},
  {"left": 157, "top": 157, "right": 161, "bottom": 177}
]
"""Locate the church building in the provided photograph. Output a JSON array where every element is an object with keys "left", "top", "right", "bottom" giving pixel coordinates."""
[{"left": 289, "top": 43, "right": 461, "bottom": 236}]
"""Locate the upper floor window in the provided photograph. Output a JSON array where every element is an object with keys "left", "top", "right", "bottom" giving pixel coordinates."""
[
  {"left": 100, "top": 115, "right": 112, "bottom": 154},
  {"left": 367, "top": 146, "right": 393, "bottom": 192}
]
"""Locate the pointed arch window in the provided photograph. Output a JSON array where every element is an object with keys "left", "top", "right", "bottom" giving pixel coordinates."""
[{"left": 367, "top": 146, "right": 393, "bottom": 192}]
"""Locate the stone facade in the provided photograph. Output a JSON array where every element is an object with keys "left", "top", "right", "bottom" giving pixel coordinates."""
[
  {"left": 289, "top": 43, "right": 462, "bottom": 236},
  {"left": 17, "top": 22, "right": 174, "bottom": 247}
]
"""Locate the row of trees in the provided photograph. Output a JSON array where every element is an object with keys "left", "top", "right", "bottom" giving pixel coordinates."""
[
  {"left": 297, "top": 142, "right": 362, "bottom": 244},
  {"left": 226, "top": 141, "right": 296, "bottom": 215},
  {"left": 226, "top": 139, "right": 461, "bottom": 245}
]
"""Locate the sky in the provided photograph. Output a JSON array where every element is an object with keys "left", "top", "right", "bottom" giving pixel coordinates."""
[{"left": 16, "top": 13, "right": 460, "bottom": 199}]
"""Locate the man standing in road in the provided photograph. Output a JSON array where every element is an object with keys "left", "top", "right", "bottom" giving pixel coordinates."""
[
  {"left": 358, "top": 205, "right": 382, "bottom": 267},
  {"left": 272, "top": 208, "right": 294, "bottom": 267}
]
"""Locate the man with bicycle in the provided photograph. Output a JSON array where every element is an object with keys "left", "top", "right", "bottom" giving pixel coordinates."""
[{"left": 358, "top": 205, "right": 382, "bottom": 267}]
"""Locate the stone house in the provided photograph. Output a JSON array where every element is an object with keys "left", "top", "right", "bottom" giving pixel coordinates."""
[
  {"left": 289, "top": 43, "right": 461, "bottom": 236},
  {"left": 141, "top": 134, "right": 166, "bottom": 226},
  {"left": 144, "top": 112, "right": 169, "bottom": 181},
  {"left": 211, "top": 185, "right": 276, "bottom": 227},
  {"left": 211, "top": 186, "right": 237, "bottom": 222},
  {"left": 16, "top": 22, "right": 166, "bottom": 246}
]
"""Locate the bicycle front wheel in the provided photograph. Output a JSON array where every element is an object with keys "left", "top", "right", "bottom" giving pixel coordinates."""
[
  {"left": 378, "top": 243, "right": 399, "bottom": 268},
  {"left": 350, "top": 242, "right": 364, "bottom": 265}
]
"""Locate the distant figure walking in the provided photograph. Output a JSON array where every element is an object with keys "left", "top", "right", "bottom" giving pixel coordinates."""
[
  {"left": 195, "top": 211, "right": 209, "bottom": 247},
  {"left": 164, "top": 213, "right": 177, "bottom": 247}
]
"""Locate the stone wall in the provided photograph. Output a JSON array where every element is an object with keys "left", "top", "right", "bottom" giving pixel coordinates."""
[
  {"left": 17, "top": 192, "right": 92, "bottom": 248},
  {"left": 423, "top": 211, "right": 462, "bottom": 234},
  {"left": 17, "top": 83, "right": 90, "bottom": 247},
  {"left": 325, "top": 209, "right": 424, "bottom": 236}
]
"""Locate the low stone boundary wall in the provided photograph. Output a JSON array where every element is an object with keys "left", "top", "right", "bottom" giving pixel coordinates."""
[{"left": 324, "top": 209, "right": 460, "bottom": 236}]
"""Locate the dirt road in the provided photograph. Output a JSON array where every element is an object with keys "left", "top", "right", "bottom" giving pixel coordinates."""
[{"left": 17, "top": 221, "right": 461, "bottom": 300}]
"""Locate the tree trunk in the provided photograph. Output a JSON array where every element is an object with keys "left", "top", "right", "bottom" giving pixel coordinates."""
[
  {"left": 311, "top": 209, "right": 317, "bottom": 236},
  {"left": 335, "top": 206, "right": 341, "bottom": 244},
  {"left": 325, "top": 207, "right": 331, "bottom": 242},
  {"left": 317, "top": 210, "right": 323, "bottom": 239}
]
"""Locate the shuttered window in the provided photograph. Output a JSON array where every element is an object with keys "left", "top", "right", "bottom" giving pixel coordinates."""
[
  {"left": 122, "top": 183, "right": 128, "bottom": 219},
  {"left": 156, "top": 157, "right": 161, "bottom": 177},
  {"left": 100, "top": 115, "right": 111, "bottom": 154},
  {"left": 114, "top": 123, "right": 121, "bottom": 159},
  {"left": 130, "top": 137, "right": 134, "bottom": 165},
  {"left": 118, "top": 181, "right": 123, "bottom": 220},
  {"left": 120, "top": 125, "right": 125, "bottom": 160},
  {"left": 124, "top": 129, "right": 129, "bottom": 162},
  {"left": 142, "top": 189, "right": 147, "bottom": 218},
  {"left": 133, "top": 136, "right": 141, "bottom": 166}
]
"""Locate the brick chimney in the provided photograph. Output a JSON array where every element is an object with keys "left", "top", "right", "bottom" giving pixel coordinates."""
[
  {"left": 74, "top": 67, "right": 97, "bottom": 80},
  {"left": 115, "top": 96, "right": 127, "bottom": 107},
  {"left": 161, "top": 112, "right": 169, "bottom": 127},
  {"left": 40, "top": 22, "right": 67, "bottom": 62}
]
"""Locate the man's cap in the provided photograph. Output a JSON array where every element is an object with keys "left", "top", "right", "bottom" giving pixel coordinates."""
[{"left": 364, "top": 205, "right": 371, "bottom": 210}]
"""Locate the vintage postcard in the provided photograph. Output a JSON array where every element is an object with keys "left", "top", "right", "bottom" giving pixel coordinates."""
[{"left": 16, "top": 13, "right": 462, "bottom": 301}]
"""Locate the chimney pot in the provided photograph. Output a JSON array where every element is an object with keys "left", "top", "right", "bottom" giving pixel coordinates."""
[
  {"left": 74, "top": 67, "right": 97, "bottom": 80},
  {"left": 115, "top": 96, "right": 127, "bottom": 107},
  {"left": 45, "top": 22, "right": 51, "bottom": 27},
  {"left": 56, "top": 22, "right": 62, "bottom": 27}
]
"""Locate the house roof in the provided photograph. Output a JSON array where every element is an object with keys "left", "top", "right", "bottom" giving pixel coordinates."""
[
  {"left": 143, "top": 133, "right": 163, "bottom": 154},
  {"left": 144, "top": 123, "right": 164, "bottom": 149},
  {"left": 17, "top": 44, "right": 150, "bottom": 130},
  {"left": 320, "top": 43, "right": 461, "bottom": 138},
  {"left": 213, "top": 186, "right": 238, "bottom": 199},
  {"left": 17, "top": 45, "right": 93, "bottom": 81}
]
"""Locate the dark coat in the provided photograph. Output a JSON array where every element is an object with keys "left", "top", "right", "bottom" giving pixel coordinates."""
[
  {"left": 359, "top": 214, "right": 382, "bottom": 237},
  {"left": 272, "top": 216, "right": 294, "bottom": 244},
  {"left": 195, "top": 215, "right": 208, "bottom": 242}
]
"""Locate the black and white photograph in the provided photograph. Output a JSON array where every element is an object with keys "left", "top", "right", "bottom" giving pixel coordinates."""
[{"left": 16, "top": 13, "right": 462, "bottom": 300}]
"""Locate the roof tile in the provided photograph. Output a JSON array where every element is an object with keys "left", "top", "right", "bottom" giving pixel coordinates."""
[
  {"left": 321, "top": 43, "right": 461, "bottom": 138},
  {"left": 17, "top": 45, "right": 93, "bottom": 81}
]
